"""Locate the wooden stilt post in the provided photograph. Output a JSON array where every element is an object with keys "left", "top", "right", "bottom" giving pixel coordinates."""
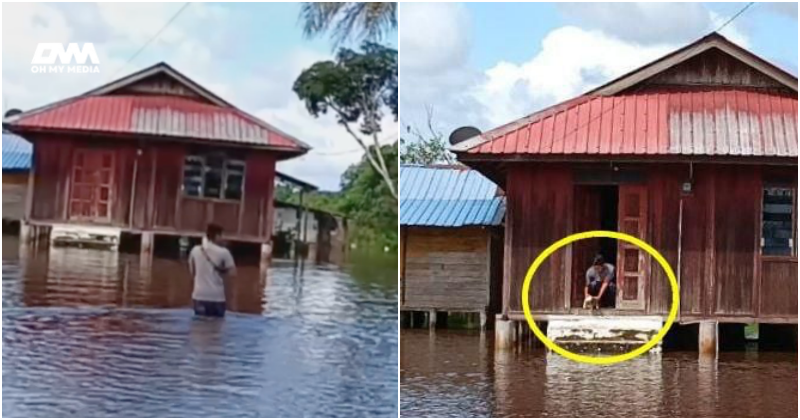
[
  {"left": 429, "top": 310, "right": 437, "bottom": 330},
  {"left": 480, "top": 310, "right": 488, "bottom": 331}
]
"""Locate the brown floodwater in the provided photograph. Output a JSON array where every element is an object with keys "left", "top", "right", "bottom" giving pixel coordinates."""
[
  {"left": 400, "top": 329, "right": 798, "bottom": 417},
  {"left": 2, "top": 236, "right": 398, "bottom": 417}
]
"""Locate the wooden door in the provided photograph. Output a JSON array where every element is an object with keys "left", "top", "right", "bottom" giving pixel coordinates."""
[
  {"left": 69, "top": 149, "right": 115, "bottom": 222},
  {"left": 617, "top": 185, "right": 648, "bottom": 310}
]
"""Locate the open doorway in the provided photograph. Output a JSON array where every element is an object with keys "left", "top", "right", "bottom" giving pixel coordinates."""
[{"left": 571, "top": 185, "right": 618, "bottom": 308}]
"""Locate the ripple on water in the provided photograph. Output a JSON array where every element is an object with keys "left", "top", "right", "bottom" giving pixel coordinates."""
[{"left": 3, "top": 240, "right": 398, "bottom": 417}]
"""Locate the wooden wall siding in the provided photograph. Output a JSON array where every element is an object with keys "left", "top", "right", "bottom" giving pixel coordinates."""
[
  {"left": 713, "top": 166, "right": 759, "bottom": 316},
  {"left": 3, "top": 176, "right": 28, "bottom": 221},
  {"left": 646, "top": 167, "right": 681, "bottom": 314},
  {"left": 678, "top": 166, "right": 713, "bottom": 316},
  {"left": 403, "top": 227, "right": 490, "bottom": 310},
  {"left": 759, "top": 259, "right": 798, "bottom": 317},
  {"left": 642, "top": 48, "right": 788, "bottom": 90},
  {"left": 506, "top": 164, "right": 571, "bottom": 313},
  {"left": 31, "top": 137, "right": 71, "bottom": 220},
  {"left": 117, "top": 73, "right": 205, "bottom": 101},
  {"left": 27, "top": 134, "right": 279, "bottom": 242},
  {"left": 154, "top": 146, "right": 183, "bottom": 228},
  {"left": 501, "top": 162, "right": 796, "bottom": 321}
]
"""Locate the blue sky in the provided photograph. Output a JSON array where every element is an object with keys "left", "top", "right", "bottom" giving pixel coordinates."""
[
  {"left": 400, "top": 2, "right": 798, "bottom": 140},
  {"left": 2, "top": 2, "right": 397, "bottom": 191}
]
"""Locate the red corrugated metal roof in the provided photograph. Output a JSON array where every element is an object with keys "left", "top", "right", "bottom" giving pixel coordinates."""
[
  {"left": 462, "top": 88, "right": 797, "bottom": 158},
  {"left": 10, "top": 95, "right": 303, "bottom": 149}
]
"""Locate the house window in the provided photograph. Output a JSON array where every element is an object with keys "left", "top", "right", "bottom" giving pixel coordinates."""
[
  {"left": 761, "top": 187, "right": 796, "bottom": 256},
  {"left": 183, "top": 153, "right": 246, "bottom": 200}
]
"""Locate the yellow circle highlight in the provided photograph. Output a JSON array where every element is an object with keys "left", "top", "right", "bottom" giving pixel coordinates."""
[{"left": 521, "top": 230, "right": 679, "bottom": 365}]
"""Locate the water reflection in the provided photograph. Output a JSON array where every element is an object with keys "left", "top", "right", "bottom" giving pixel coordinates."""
[
  {"left": 401, "top": 329, "right": 797, "bottom": 417},
  {"left": 3, "top": 236, "right": 398, "bottom": 417}
]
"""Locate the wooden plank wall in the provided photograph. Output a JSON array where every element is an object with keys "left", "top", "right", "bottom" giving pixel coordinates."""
[
  {"left": 2, "top": 174, "right": 28, "bottom": 221},
  {"left": 506, "top": 164, "right": 571, "bottom": 313},
  {"left": 28, "top": 135, "right": 279, "bottom": 242},
  {"left": 403, "top": 226, "right": 490, "bottom": 311},
  {"left": 503, "top": 162, "right": 797, "bottom": 321}
]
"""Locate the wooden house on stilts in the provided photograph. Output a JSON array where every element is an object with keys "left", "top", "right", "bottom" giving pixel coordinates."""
[
  {"left": 3, "top": 63, "right": 310, "bottom": 262},
  {"left": 452, "top": 33, "right": 797, "bottom": 354}
]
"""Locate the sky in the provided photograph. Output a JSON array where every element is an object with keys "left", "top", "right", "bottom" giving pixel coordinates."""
[
  {"left": 1, "top": 2, "right": 398, "bottom": 191},
  {"left": 399, "top": 2, "right": 799, "bottom": 141}
]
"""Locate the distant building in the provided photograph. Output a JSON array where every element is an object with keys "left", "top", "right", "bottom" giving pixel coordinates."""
[
  {"left": 2, "top": 131, "right": 32, "bottom": 226},
  {"left": 399, "top": 164, "right": 505, "bottom": 329}
]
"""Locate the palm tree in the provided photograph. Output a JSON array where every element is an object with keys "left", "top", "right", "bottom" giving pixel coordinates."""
[{"left": 300, "top": 2, "right": 397, "bottom": 46}]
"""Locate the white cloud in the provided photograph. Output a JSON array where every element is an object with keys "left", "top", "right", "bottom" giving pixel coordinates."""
[
  {"left": 473, "top": 27, "right": 675, "bottom": 125},
  {"left": 399, "top": 2, "right": 471, "bottom": 73},
  {"left": 558, "top": 2, "right": 749, "bottom": 46}
]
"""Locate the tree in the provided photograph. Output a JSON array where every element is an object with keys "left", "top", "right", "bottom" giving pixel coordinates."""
[
  {"left": 294, "top": 42, "right": 398, "bottom": 200},
  {"left": 299, "top": 2, "right": 397, "bottom": 46},
  {"left": 400, "top": 106, "right": 455, "bottom": 165}
]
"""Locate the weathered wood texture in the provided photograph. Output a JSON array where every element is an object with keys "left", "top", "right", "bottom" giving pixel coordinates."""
[
  {"left": 2, "top": 173, "right": 28, "bottom": 221},
  {"left": 27, "top": 134, "right": 277, "bottom": 242},
  {"left": 506, "top": 164, "right": 571, "bottom": 313},
  {"left": 403, "top": 227, "right": 490, "bottom": 311},
  {"left": 641, "top": 48, "right": 790, "bottom": 91},
  {"left": 504, "top": 162, "right": 797, "bottom": 321}
]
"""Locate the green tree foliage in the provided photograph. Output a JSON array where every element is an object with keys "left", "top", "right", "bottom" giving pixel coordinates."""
[
  {"left": 399, "top": 107, "right": 455, "bottom": 165},
  {"left": 294, "top": 42, "right": 398, "bottom": 200},
  {"left": 299, "top": 2, "right": 397, "bottom": 46}
]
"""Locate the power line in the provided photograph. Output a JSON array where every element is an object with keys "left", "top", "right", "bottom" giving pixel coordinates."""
[
  {"left": 716, "top": 2, "right": 755, "bottom": 33},
  {"left": 109, "top": 2, "right": 192, "bottom": 79}
]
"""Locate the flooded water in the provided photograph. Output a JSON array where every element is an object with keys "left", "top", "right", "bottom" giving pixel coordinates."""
[
  {"left": 400, "top": 329, "right": 798, "bottom": 418},
  {"left": 2, "top": 236, "right": 398, "bottom": 417}
]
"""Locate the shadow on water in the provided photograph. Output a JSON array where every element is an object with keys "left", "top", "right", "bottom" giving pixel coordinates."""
[
  {"left": 2, "top": 235, "right": 398, "bottom": 417},
  {"left": 400, "top": 329, "right": 798, "bottom": 418}
]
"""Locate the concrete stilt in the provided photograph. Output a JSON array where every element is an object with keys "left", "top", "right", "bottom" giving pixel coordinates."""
[
  {"left": 699, "top": 321, "right": 718, "bottom": 357},
  {"left": 480, "top": 311, "right": 488, "bottom": 331},
  {"left": 495, "top": 318, "right": 516, "bottom": 350},
  {"left": 20, "top": 221, "right": 32, "bottom": 244},
  {"left": 260, "top": 241, "right": 273, "bottom": 278},
  {"left": 428, "top": 310, "right": 437, "bottom": 330},
  {"left": 140, "top": 232, "right": 154, "bottom": 257}
]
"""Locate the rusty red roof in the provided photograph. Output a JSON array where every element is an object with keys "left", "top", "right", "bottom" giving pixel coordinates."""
[
  {"left": 461, "top": 88, "right": 797, "bottom": 158},
  {"left": 4, "top": 63, "right": 309, "bottom": 154},
  {"left": 9, "top": 95, "right": 301, "bottom": 149},
  {"left": 453, "top": 34, "right": 798, "bottom": 161}
]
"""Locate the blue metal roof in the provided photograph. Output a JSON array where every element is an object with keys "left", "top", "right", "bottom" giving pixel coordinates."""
[
  {"left": 2, "top": 132, "right": 32, "bottom": 171},
  {"left": 400, "top": 165, "right": 505, "bottom": 227}
]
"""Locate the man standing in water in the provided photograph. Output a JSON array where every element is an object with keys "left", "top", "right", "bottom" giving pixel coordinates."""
[{"left": 188, "top": 224, "right": 236, "bottom": 317}]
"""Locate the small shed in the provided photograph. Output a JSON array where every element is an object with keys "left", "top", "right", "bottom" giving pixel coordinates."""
[
  {"left": 3, "top": 62, "right": 309, "bottom": 256},
  {"left": 2, "top": 132, "right": 32, "bottom": 224},
  {"left": 399, "top": 164, "right": 505, "bottom": 328},
  {"left": 452, "top": 33, "right": 797, "bottom": 348}
]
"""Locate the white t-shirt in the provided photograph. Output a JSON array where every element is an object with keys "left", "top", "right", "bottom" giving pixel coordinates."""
[{"left": 189, "top": 238, "right": 236, "bottom": 302}]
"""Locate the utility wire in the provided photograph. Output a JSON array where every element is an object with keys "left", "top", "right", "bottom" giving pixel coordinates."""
[
  {"left": 716, "top": 2, "right": 755, "bottom": 33},
  {"left": 109, "top": 2, "right": 192, "bottom": 79}
]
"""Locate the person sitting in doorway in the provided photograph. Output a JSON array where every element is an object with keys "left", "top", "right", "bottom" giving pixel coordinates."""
[
  {"left": 583, "top": 254, "right": 616, "bottom": 310},
  {"left": 188, "top": 223, "right": 237, "bottom": 317}
]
